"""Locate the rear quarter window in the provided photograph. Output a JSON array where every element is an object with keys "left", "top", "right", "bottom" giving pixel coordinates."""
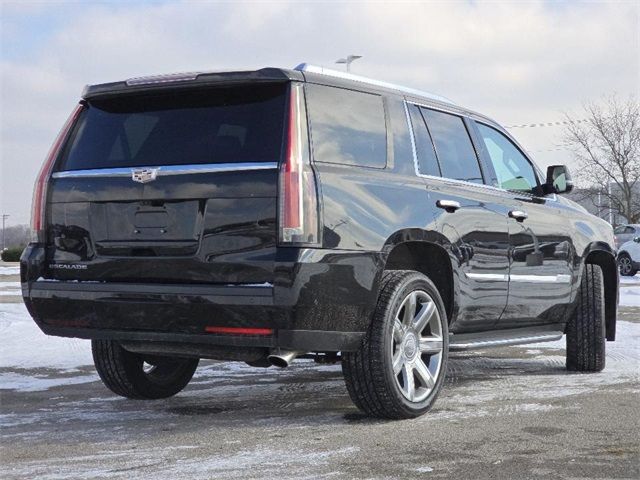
[
  {"left": 56, "top": 84, "right": 287, "bottom": 171},
  {"left": 305, "top": 84, "right": 387, "bottom": 168}
]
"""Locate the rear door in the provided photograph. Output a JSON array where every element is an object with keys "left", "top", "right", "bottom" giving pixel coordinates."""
[
  {"left": 407, "top": 103, "right": 511, "bottom": 333},
  {"left": 473, "top": 121, "right": 575, "bottom": 327},
  {"left": 46, "top": 83, "right": 288, "bottom": 284}
]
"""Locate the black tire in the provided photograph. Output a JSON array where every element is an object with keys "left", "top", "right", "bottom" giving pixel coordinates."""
[
  {"left": 617, "top": 253, "right": 638, "bottom": 277},
  {"left": 342, "top": 270, "right": 449, "bottom": 419},
  {"left": 92, "top": 340, "right": 199, "bottom": 399},
  {"left": 566, "top": 264, "right": 606, "bottom": 372}
]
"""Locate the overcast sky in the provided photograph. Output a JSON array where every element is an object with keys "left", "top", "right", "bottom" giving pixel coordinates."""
[{"left": 1, "top": 0, "right": 639, "bottom": 225}]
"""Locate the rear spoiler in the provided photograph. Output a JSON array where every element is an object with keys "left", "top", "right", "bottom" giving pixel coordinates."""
[{"left": 82, "top": 67, "right": 303, "bottom": 100}]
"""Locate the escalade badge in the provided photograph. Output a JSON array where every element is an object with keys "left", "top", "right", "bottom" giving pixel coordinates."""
[{"left": 131, "top": 168, "right": 159, "bottom": 183}]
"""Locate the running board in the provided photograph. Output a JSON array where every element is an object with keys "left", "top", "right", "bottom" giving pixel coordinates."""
[{"left": 449, "top": 325, "right": 564, "bottom": 351}]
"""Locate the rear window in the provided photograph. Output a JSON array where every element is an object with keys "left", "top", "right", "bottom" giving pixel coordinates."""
[
  {"left": 305, "top": 84, "right": 387, "bottom": 168},
  {"left": 57, "top": 84, "right": 287, "bottom": 171}
]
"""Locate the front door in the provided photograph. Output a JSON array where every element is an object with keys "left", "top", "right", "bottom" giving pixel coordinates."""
[{"left": 472, "top": 121, "right": 575, "bottom": 328}]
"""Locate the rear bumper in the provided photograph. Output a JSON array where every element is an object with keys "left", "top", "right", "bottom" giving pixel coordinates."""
[{"left": 22, "top": 246, "right": 384, "bottom": 352}]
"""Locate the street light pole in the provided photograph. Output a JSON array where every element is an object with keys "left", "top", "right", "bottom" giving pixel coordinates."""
[
  {"left": 1, "top": 214, "right": 9, "bottom": 251},
  {"left": 335, "top": 55, "right": 362, "bottom": 72}
]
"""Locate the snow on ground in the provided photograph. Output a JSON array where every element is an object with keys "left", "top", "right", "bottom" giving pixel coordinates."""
[
  {"left": 0, "top": 265, "right": 20, "bottom": 276},
  {"left": 0, "top": 303, "right": 93, "bottom": 372},
  {"left": 620, "top": 274, "right": 640, "bottom": 306}
]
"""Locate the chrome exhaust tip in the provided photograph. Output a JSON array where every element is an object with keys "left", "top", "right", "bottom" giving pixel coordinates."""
[{"left": 267, "top": 350, "right": 301, "bottom": 368}]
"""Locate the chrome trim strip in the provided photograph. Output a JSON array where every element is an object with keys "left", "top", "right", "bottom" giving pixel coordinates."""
[
  {"left": 403, "top": 101, "right": 420, "bottom": 175},
  {"left": 466, "top": 272, "right": 572, "bottom": 284},
  {"left": 509, "top": 274, "right": 572, "bottom": 284},
  {"left": 449, "top": 333, "right": 564, "bottom": 351},
  {"left": 466, "top": 273, "right": 509, "bottom": 281},
  {"left": 296, "top": 63, "right": 456, "bottom": 106},
  {"left": 404, "top": 99, "right": 557, "bottom": 203},
  {"left": 52, "top": 162, "right": 279, "bottom": 179}
]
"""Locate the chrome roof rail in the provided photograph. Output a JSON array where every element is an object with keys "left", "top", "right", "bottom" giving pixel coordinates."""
[{"left": 294, "top": 63, "right": 455, "bottom": 105}]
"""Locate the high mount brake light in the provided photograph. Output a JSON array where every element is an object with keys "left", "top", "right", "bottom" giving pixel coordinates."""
[
  {"left": 279, "top": 83, "right": 319, "bottom": 245},
  {"left": 30, "top": 104, "right": 84, "bottom": 242}
]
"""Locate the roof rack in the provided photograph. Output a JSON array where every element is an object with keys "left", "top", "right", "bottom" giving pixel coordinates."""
[{"left": 294, "top": 63, "right": 455, "bottom": 105}]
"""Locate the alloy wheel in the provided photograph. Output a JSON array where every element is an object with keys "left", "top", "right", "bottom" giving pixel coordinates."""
[{"left": 391, "top": 290, "right": 444, "bottom": 403}]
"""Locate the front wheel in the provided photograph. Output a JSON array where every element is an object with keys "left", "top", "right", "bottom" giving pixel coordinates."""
[
  {"left": 342, "top": 270, "right": 449, "bottom": 419},
  {"left": 566, "top": 264, "right": 606, "bottom": 372},
  {"left": 92, "top": 340, "right": 199, "bottom": 399}
]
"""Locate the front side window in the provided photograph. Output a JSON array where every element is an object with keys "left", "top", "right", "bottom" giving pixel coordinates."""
[
  {"left": 305, "top": 84, "right": 387, "bottom": 168},
  {"left": 476, "top": 123, "right": 538, "bottom": 193},
  {"left": 421, "top": 108, "right": 483, "bottom": 183}
]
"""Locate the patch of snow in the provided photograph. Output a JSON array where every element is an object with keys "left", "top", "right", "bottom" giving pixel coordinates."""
[
  {"left": 0, "top": 371, "right": 97, "bottom": 393},
  {"left": 416, "top": 466, "right": 434, "bottom": 473},
  {"left": 620, "top": 283, "right": 640, "bottom": 307},
  {"left": 0, "top": 303, "right": 93, "bottom": 371},
  {"left": 619, "top": 274, "right": 640, "bottom": 285},
  {"left": 0, "top": 266, "right": 20, "bottom": 276}
]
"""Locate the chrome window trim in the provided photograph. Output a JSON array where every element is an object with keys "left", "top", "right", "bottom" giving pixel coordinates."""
[
  {"left": 403, "top": 100, "right": 557, "bottom": 202},
  {"left": 51, "top": 162, "right": 279, "bottom": 179},
  {"left": 295, "top": 63, "right": 457, "bottom": 106}
]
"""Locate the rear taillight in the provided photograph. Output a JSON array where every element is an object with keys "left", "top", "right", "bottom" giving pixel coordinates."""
[
  {"left": 30, "top": 104, "right": 84, "bottom": 242},
  {"left": 279, "top": 83, "right": 319, "bottom": 245}
]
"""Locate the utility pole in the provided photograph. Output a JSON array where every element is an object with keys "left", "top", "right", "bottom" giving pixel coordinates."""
[
  {"left": 1, "top": 214, "right": 9, "bottom": 251},
  {"left": 335, "top": 55, "right": 362, "bottom": 72}
]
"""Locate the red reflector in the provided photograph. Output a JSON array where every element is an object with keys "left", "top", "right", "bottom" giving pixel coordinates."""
[{"left": 204, "top": 326, "right": 273, "bottom": 336}]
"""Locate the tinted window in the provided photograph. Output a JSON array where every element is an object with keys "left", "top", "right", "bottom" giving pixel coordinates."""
[
  {"left": 57, "top": 85, "right": 287, "bottom": 171},
  {"left": 421, "top": 108, "right": 483, "bottom": 183},
  {"left": 306, "top": 84, "right": 386, "bottom": 168},
  {"left": 476, "top": 123, "right": 538, "bottom": 192},
  {"left": 408, "top": 105, "right": 440, "bottom": 176},
  {"left": 387, "top": 98, "right": 414, "bottom": 171}
]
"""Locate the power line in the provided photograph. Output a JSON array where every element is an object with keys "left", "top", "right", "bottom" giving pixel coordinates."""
[{"left": 504, "top": 119, "right": 590, "bottom": 129}]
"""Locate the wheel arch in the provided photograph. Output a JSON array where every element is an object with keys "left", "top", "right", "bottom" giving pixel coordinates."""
[
  {"left": 382, "top": 231, "right": 456, "bottom": 325},
  {"left": 582, "top": 244, "right": 618, "bottom": 341}
]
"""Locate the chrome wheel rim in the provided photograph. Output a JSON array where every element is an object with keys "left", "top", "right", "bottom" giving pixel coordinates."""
[
  {"left": 619, "top": 257, "right": 632, "bottom": 275},
  {"left": 391, "top": 290, "right": 444, "bottom": 403}
]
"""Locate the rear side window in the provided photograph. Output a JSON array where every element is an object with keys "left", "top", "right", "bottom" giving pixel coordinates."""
[
  {"left": 421, "top": 108, "right": 483, "bottom": 184},
  {"left": 305, "top": 84, "right": 387, "bottom": 168},
  {"left": 408, "top": 104, "right": 441, "bottom": 177},
  {"left": 57, "top": 84, "right": 287, "bottom": 171}
]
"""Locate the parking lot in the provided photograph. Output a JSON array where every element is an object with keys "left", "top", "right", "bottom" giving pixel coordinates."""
[{"left": 1, "top": 264, "right": 638, "bottom": 479}]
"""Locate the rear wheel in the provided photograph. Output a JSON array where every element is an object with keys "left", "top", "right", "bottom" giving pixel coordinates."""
[
  {"left": 617, "top": 253, "right": 637, "bottom": 277},
  {"left": 342, "top": 270, "right": 449, "bottom": 419},
  {"left": 92, "top": 340, "right": 199, "bottom": 399},
  {"left": 566, "top": 264, "right": 606, "bottom": 372}
]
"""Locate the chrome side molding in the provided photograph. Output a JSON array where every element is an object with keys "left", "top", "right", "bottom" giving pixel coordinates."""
[{"left": 465, "top": 272, "right": 572, "bottom": 284}]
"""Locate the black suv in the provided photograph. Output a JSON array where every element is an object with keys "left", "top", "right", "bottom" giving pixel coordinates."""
[{"left": 21, "top": 64, "right": 618, "bottom": 419}]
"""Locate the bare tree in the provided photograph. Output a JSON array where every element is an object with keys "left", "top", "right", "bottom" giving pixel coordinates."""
[{"left": 564, "top": 95, "right": 640, "bottom": 224}]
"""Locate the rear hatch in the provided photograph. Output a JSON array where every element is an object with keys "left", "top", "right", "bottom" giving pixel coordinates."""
[{"left": 45, "top": 83, "right": 287, "bottom": 284}]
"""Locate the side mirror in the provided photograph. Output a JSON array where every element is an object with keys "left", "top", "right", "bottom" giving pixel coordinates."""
[
  {"left": 634, "top": 237, "right": 640, "bottom": 243},
  {"left": 544, "top": 165, "right": 573, "bottom": 195}
]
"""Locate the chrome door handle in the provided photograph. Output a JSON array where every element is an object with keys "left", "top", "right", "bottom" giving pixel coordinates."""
[
  {"left": 436, "top": 199, "right": 461, "bottom": 213},
  {"left": 508, "top": 210, "right": 528, "bottom": 222}
]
